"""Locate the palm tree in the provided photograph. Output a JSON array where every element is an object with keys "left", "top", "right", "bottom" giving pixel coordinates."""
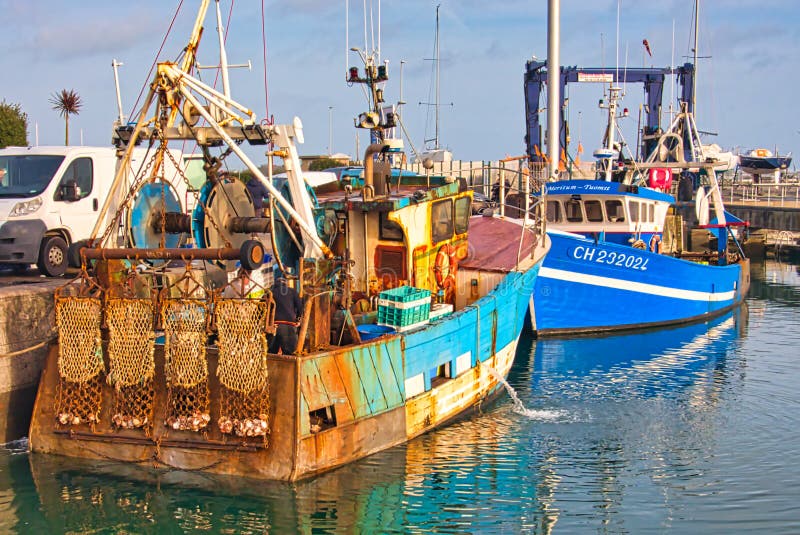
[{"left": 49, "top": 89, "right": 83, "bottom": 146}]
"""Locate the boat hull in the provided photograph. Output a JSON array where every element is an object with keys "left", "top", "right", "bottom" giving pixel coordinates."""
[
  {"left": 738, "top": 155, "right": 792, "bottom": 173},
  {"left": 29, "top": 254, "right": 544, "bottom": 481},
  {"left": 531, "top": 232, "right": 749, "bottom": 336}
]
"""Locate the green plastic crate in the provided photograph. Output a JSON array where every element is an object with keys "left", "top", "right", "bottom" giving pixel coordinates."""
[
  {"left": 379, "top": 286, "right": 431, "bottom": 303},
  {"left": 377, "top": 286, "right": 431, "bottom": 327}
]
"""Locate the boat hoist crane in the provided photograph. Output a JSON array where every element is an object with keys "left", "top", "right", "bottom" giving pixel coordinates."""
[{"left": 523, "top": 60, "right": 696, "bottom": 165}]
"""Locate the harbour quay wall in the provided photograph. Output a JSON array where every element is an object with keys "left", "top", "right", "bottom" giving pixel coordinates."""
[
  {"left": 725, "top": 203, "right": 800, "bottom": 232},
  {"left": 0, "top": 279, "right": 62, "bottom": 442}
]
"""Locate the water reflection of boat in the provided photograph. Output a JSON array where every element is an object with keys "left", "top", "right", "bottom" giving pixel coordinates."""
[
  {"left": 528, "top": 304, "right": 747, "bottom": 398},
  {"left": 22, "top": 404, "right": 560, "bottom": 533}
]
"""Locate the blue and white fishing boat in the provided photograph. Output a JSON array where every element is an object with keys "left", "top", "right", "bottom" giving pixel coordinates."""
[
  {"left": 531, "top": 177, "right": 749, "bottom": 335},
  {"left": 530, "top": 79, "right": 749, "bottom": 336}
]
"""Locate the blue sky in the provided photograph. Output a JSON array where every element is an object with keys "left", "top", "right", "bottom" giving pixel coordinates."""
[{"left": 1, "top": 0, "right": 797, "bottom": 167}]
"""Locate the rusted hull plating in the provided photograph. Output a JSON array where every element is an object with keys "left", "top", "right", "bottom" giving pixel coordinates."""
[{"left": 29, "top": 254, "right": 544, "bottom": 481}]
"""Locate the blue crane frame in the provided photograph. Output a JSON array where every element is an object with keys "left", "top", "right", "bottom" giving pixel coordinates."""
[{"left": 524, "top": 60, "right": 695, "bottom": 164}]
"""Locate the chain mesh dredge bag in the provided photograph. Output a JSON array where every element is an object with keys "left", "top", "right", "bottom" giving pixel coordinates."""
[
  {"left": 215, "top": 295, "right": 272, "bottom": 440},
  {"left": 106, "top": 297, "right": 156, "bottom": 431},
  {"left": 162, "top": 298, "right": 211, "bottom": 432},
  {"left": 55, "top": 295, "right": 105, "bottom": 426}
]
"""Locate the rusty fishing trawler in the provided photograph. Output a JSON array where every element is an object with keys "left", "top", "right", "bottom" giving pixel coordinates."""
[{"left": 28, "top": 1, "right": 549, "bottom": 481}]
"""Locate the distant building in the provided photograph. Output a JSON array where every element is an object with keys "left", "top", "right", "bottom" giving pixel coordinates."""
[{"left": 299, "top": 153, "right": 350, "bottom": 171}]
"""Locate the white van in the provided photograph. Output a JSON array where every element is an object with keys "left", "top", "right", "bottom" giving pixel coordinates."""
[{"left": 0, "top": 145, "right": 188, "bottom": 276}]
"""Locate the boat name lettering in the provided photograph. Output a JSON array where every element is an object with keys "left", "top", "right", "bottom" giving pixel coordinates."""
[
  {"left": 547, "top": 183, "right": 614, "bottom": 194},
  {"left": 572, "top": 245, "right": 649, "bottom": 271}
]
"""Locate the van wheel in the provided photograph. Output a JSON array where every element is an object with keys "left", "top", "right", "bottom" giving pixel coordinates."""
[{"left": 37, "top": 236, "right": 68, "bottom": 277}]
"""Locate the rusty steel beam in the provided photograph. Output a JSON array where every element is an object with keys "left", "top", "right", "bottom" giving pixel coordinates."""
[{"left": 80, "top": 247, "right": 244, "bottom": 261}]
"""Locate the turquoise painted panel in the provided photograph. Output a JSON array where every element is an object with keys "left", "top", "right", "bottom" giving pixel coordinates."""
[
  {"left": 334, "top": 337, "right": 403, "bottom": 420},
  {"left": 366, "top": 342, "right": 405, "bottom": 409},
  {"left": 349, "top": 346, "right": 388, "bottom": 415},
  {"left": 334, "top": 352, "right": 372, "bottom": 419}
]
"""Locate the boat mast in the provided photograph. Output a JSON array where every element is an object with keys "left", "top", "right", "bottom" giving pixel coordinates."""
[
  {"left": 547, "top": 0, "right": 560, "bottom": 180},
  {"left": 692, "top": 0, "right": 699, "bottom": 119},
  {"left": 215, "top": 0, "right": 231, "bottom": 99},
  {"left": 435, "top": 3, "right": 440, "bottom": 150}
]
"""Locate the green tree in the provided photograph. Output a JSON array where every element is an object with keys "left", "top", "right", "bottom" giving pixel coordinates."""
[
  {"left": 49, "top": 89, "right": 83, "bottom": 146},
  {"left": 0, "top": 101, "right": 29, "bottom": 148},
  {"left": 309, "top": 157, "right": 344, "bottom": 171}
]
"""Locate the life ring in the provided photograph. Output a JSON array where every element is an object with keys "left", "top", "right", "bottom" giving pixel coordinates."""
[
  {"left": 649, "top": 234, "right": 662, "bottom": 254},
  {"left": 756, "top": 148, "right": 768, "bottom": 157},
  {"left": 434, "top": 243, "right": 458, "bottom": 289}
]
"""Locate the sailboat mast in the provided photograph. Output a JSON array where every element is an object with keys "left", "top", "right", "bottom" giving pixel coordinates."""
[
  {"left": 435, "top": 3, "right": 440, "bottom": 150},
  {"left": 692, "top": 0, "right": 699, "bottom": 118}
]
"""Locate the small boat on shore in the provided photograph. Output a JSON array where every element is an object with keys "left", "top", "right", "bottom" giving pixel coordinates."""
[
  {"left": 738, "top": 148, "right": 792, "bottom": 180},
  {"left": 28, "top": 2, "right": 548, "bottom": 481}
]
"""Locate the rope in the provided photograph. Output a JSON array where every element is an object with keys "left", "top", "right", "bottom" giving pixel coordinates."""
[{"left": 0, "top": 337, "right": 55, "bottom": 359}]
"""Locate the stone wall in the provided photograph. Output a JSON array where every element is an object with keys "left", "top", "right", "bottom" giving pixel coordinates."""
[{"left": 0, "top": 279, "right": 63, "bottom": 442}]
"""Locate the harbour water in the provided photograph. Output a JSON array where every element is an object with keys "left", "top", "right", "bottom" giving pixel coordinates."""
[{"left": 1, "top": 259, "right": 798, "bottom": 533}]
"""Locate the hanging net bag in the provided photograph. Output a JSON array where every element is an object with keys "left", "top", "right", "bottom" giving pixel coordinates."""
[{"left": 214, "top": 272, "right": 275, "bottom": 440}]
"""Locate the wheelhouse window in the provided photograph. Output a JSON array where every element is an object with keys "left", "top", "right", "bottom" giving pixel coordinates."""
[
  {"left": 565, "top": 199, "right": 584, "bottom": 222},
  {"left": 605, "top": 200, "right": 625, "bottom": 222},
  {"left": 649, "top": 203, "right": 655, "bottom": 222},
  {"left": 628, "top": 200, "right": 640, "bottom": 222},
  {"left": 546, "top": 200, "right": 562, "bottom": 223},
  {"left": 379, "top": 212, "right": 404, "bottom": 241},
  {"left": 584, "top": 200, "right": 604, "bottom": 222},
  {"left": 431, "top": 199, "right": 453, "bottom": 244},
  {"left": 454, "top": 196, "right": 470, "bottom": 235}
]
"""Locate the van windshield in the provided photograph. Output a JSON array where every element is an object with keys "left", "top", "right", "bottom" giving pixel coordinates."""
[{"left": 0, "top": 155, "right": 65, "bottom": 198}]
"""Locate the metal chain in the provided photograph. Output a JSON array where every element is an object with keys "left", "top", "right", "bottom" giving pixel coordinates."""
[{"left": 97, "top": 143, "right": 160, "bottom": 247}]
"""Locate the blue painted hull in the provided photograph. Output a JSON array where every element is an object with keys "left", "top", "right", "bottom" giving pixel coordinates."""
[
  {"left": 532, "top": 231, "right": 748, "bottom": 336},
  {"left": 404, "top": 261, "right": 542, "bottom": 390}
]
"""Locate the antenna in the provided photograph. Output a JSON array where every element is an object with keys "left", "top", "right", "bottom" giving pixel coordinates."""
[
  {"left": 615, "top": 0, "right": 620, "bottom": 86},
  {"left": 419, "top": 4, "right": 453, "bottom": 151},
  {"left": 623, "top": 42, "right": 629, "bottom": 96},
  {"left": 670, "top": 18, "right": 675, "bottom": 123},
  {"left": 435, "top": 3, "right": 440, "bottom": 149},
  {"left": 112, "top": 59, "right": 126, "bottom": 125}
]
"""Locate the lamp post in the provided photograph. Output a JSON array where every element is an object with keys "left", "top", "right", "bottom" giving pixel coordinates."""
[{"left": 328, "top": 106, "right": 334, "bottom": 155}]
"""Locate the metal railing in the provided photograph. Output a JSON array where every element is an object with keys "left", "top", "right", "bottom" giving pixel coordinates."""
[{"left": 721, "top": 183, "right": 800, "bottom": 206}]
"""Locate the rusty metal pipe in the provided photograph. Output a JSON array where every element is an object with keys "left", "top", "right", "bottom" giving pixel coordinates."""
[
  {"left": 80, "top": 247, "right": 244, "bottom": 261},
  {"left": 229, "top": 217, "right": 271, "bottom": 234},
  {"left": 362, "top": 143, "right": 384, "bottom": 200},
  {"left": 156, "top": 212, "right": 192, "bottom": 234}
]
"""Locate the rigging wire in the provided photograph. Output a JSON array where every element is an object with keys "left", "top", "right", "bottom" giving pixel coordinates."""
[{"left": 129, "top": 0, "right": 185, "bottom": 121}]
